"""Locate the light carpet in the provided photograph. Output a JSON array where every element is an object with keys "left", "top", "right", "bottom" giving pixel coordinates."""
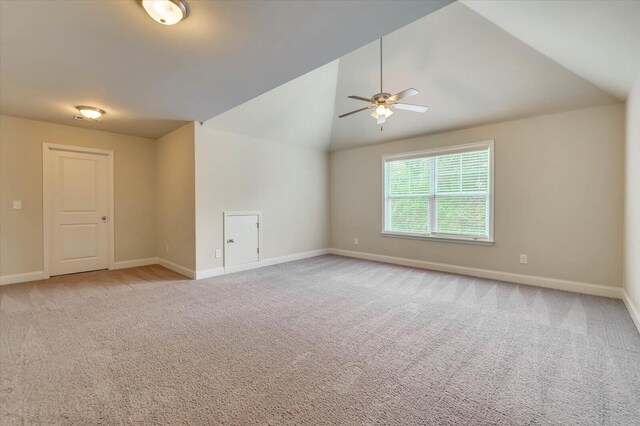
[{"left": 1, "top": 255, "right": 639, "bottom": 425}]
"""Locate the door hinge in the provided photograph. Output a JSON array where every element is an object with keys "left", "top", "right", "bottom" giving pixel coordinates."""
[
  {"left": 256, "top": 222, "right": 259, "bottom": 228},
  {"left": 257, "top": 247, "right": 259, "bottom": 254}
]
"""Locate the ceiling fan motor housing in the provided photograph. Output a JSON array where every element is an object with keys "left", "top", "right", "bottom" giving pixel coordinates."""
[{"left": 373, "top": 93, "right": 393, "bottom": 104}]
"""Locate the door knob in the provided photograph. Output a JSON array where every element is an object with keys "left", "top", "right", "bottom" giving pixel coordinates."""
[
  {"left": 227, "top": 239, "right": 234, "bottom": 243},
  {"left": 101, "top": 216, "right": 107, "bottom": 221}
]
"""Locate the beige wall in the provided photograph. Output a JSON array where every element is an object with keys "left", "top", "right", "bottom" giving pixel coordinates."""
[
  {"left": 156, "top": 123, "right": 196, "bottom": 270},
  {"left": 1, "top": 101, "right": 630, "bottom": 293},
  {"left": 0, "top": 115, "right": 157, "bottom": 276},
  {"left": 330, "top": 104, "right": 625, "bottom": 287},
  {"left": 625, "top": 76, "right": 640, "bottom": 310},
  {"left": 194, "top": 125, "right": 329, "bottom": 272}
]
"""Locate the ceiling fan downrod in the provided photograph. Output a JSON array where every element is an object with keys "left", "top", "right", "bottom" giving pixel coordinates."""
[{"left": 337, "top": 36, "right": 429, "bottom": 127}]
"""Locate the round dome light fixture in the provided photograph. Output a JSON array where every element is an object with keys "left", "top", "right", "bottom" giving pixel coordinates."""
[
  {"left": 75, "top": 106, "right": 105, "bottom": 120},
  {"left": 141, "top": 0, "right": 189, "bottom": 25}
]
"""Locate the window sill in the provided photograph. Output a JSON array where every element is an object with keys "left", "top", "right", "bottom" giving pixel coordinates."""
[{"left": 381, "top": 232, "right": 494, "bottom": 246}]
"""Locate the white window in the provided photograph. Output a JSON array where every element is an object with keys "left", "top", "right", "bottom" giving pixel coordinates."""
[{"left": 382, "top": 141, "right": 494, "bottom": 244}]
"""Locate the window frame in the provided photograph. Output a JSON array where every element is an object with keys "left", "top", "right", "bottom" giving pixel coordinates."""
[{"left": 381, "top": 140, "right": 495, "bottom": 245}]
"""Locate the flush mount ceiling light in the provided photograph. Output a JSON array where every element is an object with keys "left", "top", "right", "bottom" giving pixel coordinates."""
[
  {"left": 338, "top": 38, "right": 428, "bottom": 130},
  {"left": 141, "top": 0, "right": 189, "bottom": 25},
  {"left": 74, "top": 106, "right": 105, "bottom": 121}
]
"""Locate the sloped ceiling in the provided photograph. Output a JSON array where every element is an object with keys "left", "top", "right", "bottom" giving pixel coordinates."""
[
  {"left": 208, "top": 2, "right": 620, "bottom": 152},
  {"left": 3, "top": 1, "right": 635, "bottom": 146},
  {"left": 204, "top": 61, "right": 338, "bottom": 150},
  {"left": 462, "top": 0, "right": 640, "bottom": 100},
  {"left": 0, "top": 0, "right": 450, "bottom": 139}
]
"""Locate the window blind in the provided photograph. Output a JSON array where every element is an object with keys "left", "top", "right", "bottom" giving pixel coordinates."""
[{"left": 384, "top": 144, "right": 492, "bottom": 241}]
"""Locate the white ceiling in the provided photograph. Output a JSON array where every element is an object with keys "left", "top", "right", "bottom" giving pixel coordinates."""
[
  {"left": 204, "top": 61, "right": 338, "bottom": 150},
  {"left": 0, "top": 0, "right": 450, "bottom": 139},
  {"left": 462, "top": 0, "right": 640, "bottom": 100},
  {"left": 207, "top": 2, "right": 620, "bottom": 151}
]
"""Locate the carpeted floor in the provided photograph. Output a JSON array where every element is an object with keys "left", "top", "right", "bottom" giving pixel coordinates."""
[{"left": 1, "top": 255, "right": 639, "bottom": 425}]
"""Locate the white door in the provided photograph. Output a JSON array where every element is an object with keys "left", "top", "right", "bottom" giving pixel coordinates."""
[
  {"left": 48, "top": 148, "right": 110, "bottom": 276},
  {"left": 224, "top": 212, "right": 261, "bottom": 269}
]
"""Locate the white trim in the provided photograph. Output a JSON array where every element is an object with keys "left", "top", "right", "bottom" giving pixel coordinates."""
[
  {"left": 261, "top": 249, "right": 329, "bottom": 267},
  {"left": 223, "top": 249, "right": 329, "bottom": 275},
  {"left": 42, "top": 143, "right": 115, "bottom": 279},
  {"left": 381, "top": 231, "right": 494, "bottom": 245},
  {"left": 382, "top": 140, "right": 495, "bottom": 162},
  {"left": 328, "top": 248, "right": 622, "bottom": 299},
  {"left": 5, "top": 250, "right": 637, "bottom": 335},
  {"left": 223, "top": 210, "right": 263, "bottom": 216},
  {"left": 622, "top": 290, "right": 640, "bottom": 334},
  {"left": 381, "top": 140, "right": 495, "bottom": 244},
  {"left": 224, "top": 262, "right": 263, "bottom": 274},
  {"left": 195, "top": 267, "right": 225, "bottom": 279},
  {"left": 2, "top": 250, "right": 329, "bottom": 285},
  {"left": 157, "top": 258, "right": 195, "bottom": 279},
  {"left": 223, "top": 211, "right": 262, "bottom": 270},
  {"left": 0, "top": 271, "right": 45, "bottom": 286},
  {"left": 112, "top": 257, "right": 158, "bottom": 270}
]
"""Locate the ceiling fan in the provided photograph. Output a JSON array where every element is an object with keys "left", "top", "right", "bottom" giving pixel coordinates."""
[{"left": 338, "top": 38, "right": 428, "bottom": 130}]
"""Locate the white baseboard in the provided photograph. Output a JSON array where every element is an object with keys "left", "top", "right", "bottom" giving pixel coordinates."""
[
  {"left": 195, "top": 267, "right": 225, "bottom": 280},
  {"left": 622, "top": 290, "right": 640, "bottom": 333},
  {"left": 0, "top": 271, "right": 45, "bottom": 286},
  {"left": 112, "top": 257, "right": 158, "bottom": 270},
  {"left": 3, "top": 249, "right": 637, "bottom": 334},
  {"left": 0, "top": 250, "right": 328, "bottom": 285},
  {"left": 328, "top": 248, "right": 622, "bottom": 299},
  {"left": 222, "top": 249, "right": 329, "bottom": 275},
  {"left": 157, "top": 258, "right": 195, "bottom": 279},
  {"left": 222, "top": 262, "right": 259, "bottom": 274},
  {"left": 262, "top": 249, "right": 330, "bottom": 267},
  {"left": 2, "top": 258, "right": 195, "bottom": 284}
]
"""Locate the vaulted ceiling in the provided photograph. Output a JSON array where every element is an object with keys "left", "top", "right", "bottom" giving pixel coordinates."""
[
  {"left": 0, "top": 0, "right": 450, "bottom": 138},
  {"left": 462, "top": 0, "right": 640, "bottom": 100},
  {"left": 328, "top": 2, "right": 619, "bottom": 151},
  {"left": 2, "top": 1, "right": 638, "bottom": 150},
  {"left": 205, "top": 61, "right": 339, "bottom": 150},
  {"left": 206, "top": 1, "right": 636, "bottom": 151}
]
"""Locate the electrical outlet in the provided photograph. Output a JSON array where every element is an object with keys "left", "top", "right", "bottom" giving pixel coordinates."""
[
  {"left": 520, "top": 254, "right": 528, "bottom": 264},
  {"left": 165, "top": 244, "right": 170, "bottom": 253},
  {"left": 354, "top": 238, "right": 359, "bottom": 245},
  {"left": 215, "top": 249, "right": 221, "bottom": 258},
  {"left": 13, "top": 200, "right": 21, "bottom": 210}
]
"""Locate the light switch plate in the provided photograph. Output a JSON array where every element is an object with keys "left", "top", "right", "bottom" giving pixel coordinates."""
[
  {"left": 13, "top": 200, "right": 22, "bottom": 209},
  {"left": 215, "top": 249, "right": 222, "bottom": 258}
]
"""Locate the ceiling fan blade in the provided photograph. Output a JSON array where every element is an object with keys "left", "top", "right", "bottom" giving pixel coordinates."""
[
  {"left": 394, "top": 103, "right": 428, "bottom": 113},
  {"left": 338, "top": 106, "right": 371, "bottom": 118},
  {"left": 348, "top": 95, "right": 374, "bottom": 103},
  {"left": 389, "top": 88, "right": 419, "bottom": 102}
]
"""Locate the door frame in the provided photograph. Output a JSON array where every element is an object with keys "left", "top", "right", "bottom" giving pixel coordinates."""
[
  {"left": 42, "top": 143, "right": 115, "bottom": 279},
  {"left": 223, "top": 211, "right": 262, "bottom": 270}
]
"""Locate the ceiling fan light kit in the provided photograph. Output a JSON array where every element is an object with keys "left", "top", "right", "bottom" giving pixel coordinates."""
[{"left": 338, "top": 38, "right": 428, "bottom": 130}]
